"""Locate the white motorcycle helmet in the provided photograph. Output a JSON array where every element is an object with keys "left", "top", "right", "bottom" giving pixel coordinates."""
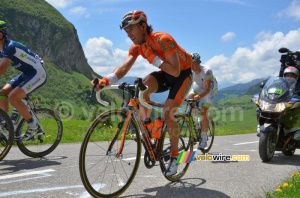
[{"left": 283, "top": 66, "right": 299, "bottom": 80}]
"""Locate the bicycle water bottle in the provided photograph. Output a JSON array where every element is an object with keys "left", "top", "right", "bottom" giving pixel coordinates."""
[
  {"left": 10, "top": 108, "right": 20, "bottom": 124},
  {"left": 143, "top": 118, "right": 153, "bottom": 134},
  {"left": 151, "top": 117, "right": 163, "bottom": 139},
  {"left": 195, "top": 117, "right": 201, "bottom": 130}
]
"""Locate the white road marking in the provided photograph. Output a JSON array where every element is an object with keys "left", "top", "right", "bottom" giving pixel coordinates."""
[
  {"left": 79, "top": 184, "right": 105, "bottom": 198},
  {"left": 0, "top": 175, "right": 50, "bottom": 185},
  {"left": 0, "top": 169, "right": 55, "bottom": 180},
  {"left": 233, "top": 141, "right": 259, "bottom": 146},
  {"left": 0, "top": 185, "right": 83, "bottom": 197},
  {"left": 225, "top": 149, "right": 257, "bottom": 152}
]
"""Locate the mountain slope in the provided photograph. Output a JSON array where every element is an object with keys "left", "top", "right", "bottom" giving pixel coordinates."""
[
  {"left": 0, "top": 0, "right": 94, "bottom": 79},
  {"left": 214, "top": 77, "right": 268, "bottom": 102}
]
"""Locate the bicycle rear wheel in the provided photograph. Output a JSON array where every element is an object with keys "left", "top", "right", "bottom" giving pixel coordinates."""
[
  {"left": 159, "top": 114, "right": 194, "bottom": 182},
  {"left": 79, "top": 109, "right": 141, "bottom": 198},
  {"left": 199, "top": 117, "right": 215, "bottom": 154},
  {"left": 0, "top": 109, "right": 14, "bottom": 161},
  {"left": 16, "top": 108, "right": 63, "bottom": 158}
]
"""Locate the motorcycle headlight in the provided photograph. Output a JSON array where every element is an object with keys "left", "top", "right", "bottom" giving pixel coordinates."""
[{"left": 259, "top": 100, "right": 287, "bottom": 112}]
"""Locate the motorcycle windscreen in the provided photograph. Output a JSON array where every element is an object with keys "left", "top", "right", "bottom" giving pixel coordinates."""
[{"left": 260, "top": 77, "right": 296, "bottom": 102}]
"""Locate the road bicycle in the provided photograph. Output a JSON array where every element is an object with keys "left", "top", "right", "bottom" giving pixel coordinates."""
[
  {"left": 179, "top": 99, "right": 215, "bottom": 154},
  {"left": 0, "top": 109, "right": 14, "bottom": 161},
  {"left": 79, "top": 78, "right": 194, "bottom": 198},
  {"left": 0, "top": 95, "right": 63, "bottom": 160}
]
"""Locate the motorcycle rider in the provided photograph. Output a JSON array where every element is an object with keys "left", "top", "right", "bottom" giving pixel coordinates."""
[
  {"left": 256, "top": 66, "right": 300, "bottom": 137},
  {"left": 283, "top": 66, "right": 299, "bottom": 87}
]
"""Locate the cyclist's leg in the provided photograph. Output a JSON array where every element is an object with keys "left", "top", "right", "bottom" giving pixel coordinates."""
[
  {"left": 188, "top": 92, "right": 197, "bottom": 116},
  {"left": 0, "top": 84, "right": 13, "bottom": 113},
  {"left": 163, "top": 99, "right": 181, "bottom": 176},
  {"left": 140, "top": 74, "right": 159, "bottom": 119},
  {"left": 164, "top": 69, "right": 192, "bottom": 176},
  {"left": 9, "top": 69, "right": 46, "bottom": 139},
  {"left": 140, "top": 71, "right": 168, "bottom": 119},
  {"left": 199, "top": 92, "right": 214, "bottom": 149}
]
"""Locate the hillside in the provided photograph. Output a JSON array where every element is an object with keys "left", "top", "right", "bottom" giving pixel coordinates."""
[
  {"left": 0, "top": 0, "right": 94, "bottom": 79},
  {"left": 214, "top": 77, "right": 268, "bottom": 103},
  {"left": 0, "top": 0, "right": 123, "bottom": 121}
]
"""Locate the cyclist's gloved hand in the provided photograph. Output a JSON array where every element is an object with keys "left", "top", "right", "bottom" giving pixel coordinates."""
[
  {"left": 91, "top": 78, "right": 108, "bottom": 92},
  {"left": 92, "top": 73, "right": 119, "bottom": 92},
  {"left": 194, "top": 95, "right": 201, "bottom": 102}
]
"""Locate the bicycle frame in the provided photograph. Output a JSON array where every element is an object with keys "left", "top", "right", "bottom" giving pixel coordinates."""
[
  {"left": 97, "top": 81, "right": 160, "bottom": 162},
  {"left": 11, "top": 97, "right": 40, "bottom": 137}
]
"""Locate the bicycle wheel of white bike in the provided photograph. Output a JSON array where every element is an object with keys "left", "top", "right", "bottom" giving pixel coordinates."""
[
  {"left": 16, "top": 108, "right": 63, "bottom": 158},
  {"left": 0, "top": 109, "right": 14, "bottom": 161}
]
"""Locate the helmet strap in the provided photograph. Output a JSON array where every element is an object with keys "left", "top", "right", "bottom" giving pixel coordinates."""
[{"left": 138, "top": 24, "right": 147, "bottom": 44}]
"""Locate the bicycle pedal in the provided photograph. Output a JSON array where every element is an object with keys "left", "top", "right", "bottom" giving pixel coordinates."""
[{"left": 14, "top": 136, "right": 22, "bottom": 141}]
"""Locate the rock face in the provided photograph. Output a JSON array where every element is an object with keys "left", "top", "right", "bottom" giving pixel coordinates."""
[{"left": 0, "top": 0, "right": 94, "bottom": 79}]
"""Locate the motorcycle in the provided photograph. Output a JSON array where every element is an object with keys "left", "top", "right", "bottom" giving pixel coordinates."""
[{"left": 252, "top": 76, "right": 300, "bottom": 162}]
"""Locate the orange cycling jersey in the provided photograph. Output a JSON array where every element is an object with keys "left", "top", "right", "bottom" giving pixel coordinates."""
[{"left": 129, "top": 32, "right": 192, "bottom": 71}]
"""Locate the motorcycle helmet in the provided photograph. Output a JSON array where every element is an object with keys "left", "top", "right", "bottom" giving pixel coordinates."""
[
  {"left": 191, "top": 52, "right": 201, "bottom": 62},
  {"left": 0, "top": 21, "right": 8, "bottom": 39},
  {"left": 283, "top": 66, "right": 299, "bottom": 80},
  {"left": 120, "top": 10, "right": 147, "bottom": 30}
]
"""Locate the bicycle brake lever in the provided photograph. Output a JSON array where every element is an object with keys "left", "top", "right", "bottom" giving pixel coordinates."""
[{"left": 90, "top": 78, "right": 99, "bottom": 98}]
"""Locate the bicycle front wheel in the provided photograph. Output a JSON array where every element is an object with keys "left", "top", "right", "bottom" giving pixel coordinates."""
[
  {"left": 159, "top": 114, "right": 194, "bottom": 182},
  {"left": 16, "top": 108, "right": 63, "bottom": 158},
  {"left": 79, "top": 109, "right": 141, "bottom": 198},
  {"left": 199, "top": 117, "right": 215, "bottom": 154},
  {"left": 0, "top": 109, "right": 14, "bottom": 161}
]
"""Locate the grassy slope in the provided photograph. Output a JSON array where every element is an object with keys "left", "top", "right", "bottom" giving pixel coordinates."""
[{"left": 211, "top": 95, "right": 257, "bottom": 135}]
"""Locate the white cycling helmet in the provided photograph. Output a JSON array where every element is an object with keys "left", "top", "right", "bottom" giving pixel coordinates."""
[
  {"left": 191, "top": 52, "right": 201, "bottom": 62},
  {"left": 283, "top": 66, "right": 299, "bottom": 79}
]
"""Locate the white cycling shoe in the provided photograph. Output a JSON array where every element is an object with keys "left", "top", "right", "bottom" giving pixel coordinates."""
[
  {"left": 198, "top": 138, "right": 207, "bottom": 149},
  {"left": 164, "top": 157, "right": 178, "bottom": 176},
  {"left": 22, "top": 125, "right": 40, "bottom": 141}
]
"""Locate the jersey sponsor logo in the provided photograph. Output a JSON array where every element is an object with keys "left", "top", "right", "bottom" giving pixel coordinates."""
[
  {"left": 32, "top": 77, "right": 41, "bottom": 87},
  {"left": 169, "top": 42, "right": 174, "bottom": 48},
  {"left": 158, "top": 39, "right": 168, "bottom": 52},
  {"left": 180, "top": 78, "right": 192, "bottom": 101},
  {"left": 26, "top": 56, "right": 37, "bottom": 64},
  {"left": 26, "top": 84, "right": 32, "bottom": 91},
  {"left": 20, "top": 53, "right": 27, "bottom": 58},
  {"left": 14, "top": 63, "right": 22, "bottom": 69}
]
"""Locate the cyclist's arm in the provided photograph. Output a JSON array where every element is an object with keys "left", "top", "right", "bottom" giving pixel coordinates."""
[
  {"left": 112, "top": 55, "right": 137, "bottom": 79},
  {"left": 0, "top": 58, "right": 11, "bottom": 76},
  {"left": 198, "top": 79, "right": 212, "bottom": 98},
  {"left": 194, "top": 79, "right": 211, "bottom": 101},
  {"left": 93, "top": 55, "right": 137, "bottom": 90},
  {"left": 159, "top": 52, "right": 180, "bottom": 77}
]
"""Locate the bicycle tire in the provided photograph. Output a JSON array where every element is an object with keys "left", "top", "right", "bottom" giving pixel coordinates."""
[
  {"left": 199, "top": 117, "right": 215, "bottom": 154},
  {"left": 159, "top": 114, "right": 194, "bottom": 182},
  {"left": 79, "top": 109, "right": 141, "bottom": 198},
  {"left": 0, "top": 109, "right": 14, "bottom": 161},
  {"left": 16, "top": 108, "right": 63, "bottom": 158}
]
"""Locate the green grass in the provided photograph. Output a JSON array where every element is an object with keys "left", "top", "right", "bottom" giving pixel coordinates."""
[
  {"left": 264, "top": 171, "right": 300, "bottom": 198},
  {"left": 60, "top": 120, "right": 91, "bottom": 143}
]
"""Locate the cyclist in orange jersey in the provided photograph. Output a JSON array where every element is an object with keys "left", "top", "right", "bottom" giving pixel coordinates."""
[{"left": 92, "top": 10, "right": 192, "bottom": 176}]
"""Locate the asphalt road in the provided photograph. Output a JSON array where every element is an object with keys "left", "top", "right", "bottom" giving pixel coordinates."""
[{"left": 0, "top": 133, "right": 300, "bottom": 198}]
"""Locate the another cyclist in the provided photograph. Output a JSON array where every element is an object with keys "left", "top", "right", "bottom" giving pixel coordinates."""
[
  {"left": 0, "top": 21, "right": 47, "bottom": 140},
  {"left": 188, "top": 53, "right": 218, "bottom": 149},
  {"left": 92, "top": 10, "right": 192, "bottom": 176}
]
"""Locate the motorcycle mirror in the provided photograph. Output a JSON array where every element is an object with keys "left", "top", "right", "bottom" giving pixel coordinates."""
[
  {"left": 260, "top": 82, "right": 265, "bottom": 88},
  {"left": 279, "top": 47, "right": 289, "bottom": 53}
]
